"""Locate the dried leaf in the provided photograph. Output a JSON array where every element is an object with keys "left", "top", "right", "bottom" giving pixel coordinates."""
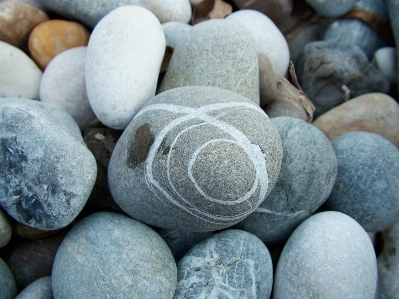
[{"left": 192, "top": 0, "right": 232, "bottom": 25}]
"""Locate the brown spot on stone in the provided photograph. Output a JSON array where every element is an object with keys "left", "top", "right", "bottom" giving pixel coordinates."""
[{"left": 127, "top": 124, "right": 155, "bottom": 169}]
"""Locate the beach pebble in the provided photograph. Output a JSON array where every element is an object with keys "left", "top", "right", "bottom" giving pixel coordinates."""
[
  {"left": 0, "top": 209, "right": 12, "bottom": 248},
  {"left": 11, "top": 221, "right": 58, "bottom": 240},
  {"left": 273, "top": 211, "right": 377, "bottom": 299},
  {"left": 234, "top": 117, "right": 337, "bottom": 247},
  {"left": 86, "top": 5, "right": 165, "bottom": 130},
  {"left": 0, "top": 98, "right": 96, "bottom": 231},
  {"left": 141, "top": 0, "right": 191, "bottom": 23},
  {"left": 373, "top": 47, "right": 398, "bottom": 84},
  {"left": 52, "top": 212, "right": 177, "bottom": 298},
  {"left": 28, "top": 19, "right": 90, "bottom": 70},
  {"left": 305, "top": 0, "right": 356, "bottom": 17},
  {"left": 324, "top": 132, "right": 399, "bottom": 232},
  {"left": 40, "top": 47, "right": 96, "bottom": 131},
  {"left": 108, "top": 86, "right": 282, "bottom": 231},
  {"left": 0, "top": 258, "right": 17, "bottom": 299},
  {"left": 0, "top": 1, "right": 49, "bottom": 52},
  {"left": 162, "top": 21, "right": 192, "bottom": 48},
  {"left": 388, "top": 0, "right": 399, "bottom": 91},
  {"left": 0, "top": 41, "right": 42, "bottom": 100},
  {"left": 175, "top": 229, "right": 273, "bottom": 298},
  {"left": 15, "top": 276, "right": 53, "bottom": 299},
  {"left": 354, "top": 0, "right": 389, "bottom": 20}
]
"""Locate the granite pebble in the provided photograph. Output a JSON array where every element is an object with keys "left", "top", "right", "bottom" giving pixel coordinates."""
[
  {"left": 0, "top": 257, "right": 17, "bottom": 299},
  {"left": 15, "top": 276, "right": 53, "bottom": 299}
]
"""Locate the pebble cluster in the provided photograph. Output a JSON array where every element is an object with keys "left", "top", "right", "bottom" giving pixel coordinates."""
[{"left": 0, "top": 0, "right": 398, "bottom": 298}]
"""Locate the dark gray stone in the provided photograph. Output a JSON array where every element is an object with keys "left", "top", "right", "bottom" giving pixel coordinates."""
[
  {"left": 234, "top": 117, "right": 337, "bottom": 247},
  {"left": 387, "top": 0, "right": 399, "bottom": 91},
  {"left": 324, "top": 132, "right": 399, "bottom": 232},
  {"left": 52, "top": 212, "right": 177, "bottom": 299},
  {"left": 0, "top": 98, "right": 97, "bottom": 231},
  {"left": 15, "top": 276, "right": 53, "bottom": 299},
  {"left": 297, "top": 41, "right": 390, "bottom": 117},
  {"left": 0, "top": 209, "right": 12, "bottom": 248},
  {"left": 108, "top": 86, "right": 282, "bottom": 231},
  {"left": 175, "top": 229, "right": 273, "bottom": 298},
  {"left": 0, "top": 258, "right": 17, "bottom": 299}
]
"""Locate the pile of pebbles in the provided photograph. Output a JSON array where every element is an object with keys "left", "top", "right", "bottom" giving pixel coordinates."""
[{"left": 0, "top": 0, "right": 399, "bottom": 298}]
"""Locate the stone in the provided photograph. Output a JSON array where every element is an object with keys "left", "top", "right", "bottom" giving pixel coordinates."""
[
  {"left": 86, "top": 5, "right": 165, "bottom": 130},
  {"left": 1, "top": 0, "right": 47, "bottom": 11},
  {"left": 175, "top": 229, "right": 273, "bottom": 298},
  {"left": 373, "top": 47, "right": 398, "bottom": 84},
  {"left": 11, "top": 221, "right": 58, "bottom": 240},
  {"left": 108, "top": 86, "right": 282, "bottom": 231},
  {"left": 0, "top": 98, "right": 97, "bottom": 231},
  {"left": 324, "top": 132, "right": 399, "bottom": 232},
  {"left": 28, "top": 19, "right": 90, "bottom": 70},
  {"left": 313, "top": 93, "right": 399, "bottom": 148},
  {"left": 297, "top": 40, "right": 390, "bottom": 118},
  {"left": 387, "top": 0, "right": 399, "bottom": 92},
  {"left": 354, "top": 0, "right": 390, "bottom": 20},
  {"left": 0, "top": 1, "right": 49, "bottom": 52},
  {"left": 15, "top": 276, "right": 53, "bottom": 299},
  {"left": 52, "top": 212, "right": 177, "bottom": 298},
  {"left": 0, "top": 209, "right": 12, "bottom": 248},
  {"left": 305, "top": 0, "right": 356, "bottom": 17},
  {"left": 234, "top": 117, "right": 337, "bottom": 247},
  {"left": 158, "top": 19, "right": 260, "bottom": 104},
  {"left": 0, "top": 41, "right": 42, "bottom": 100},
  {"left": 162, "top": 21, "right": 192, "bottom": 48},
  {"left": 40, "top": 47, "right": 96, "bottom": 131},
  {"left": 141, "top": 0, "right": 192, "bottom": 23},
  {"left": 225, "top": 9, "right": 290, "bottom": 82},
  {"left": 273, "top": 211, "right": 377, "bottom": 299},
  {"left": 0, "top": 258, "right": 17, "bottom": 299}
]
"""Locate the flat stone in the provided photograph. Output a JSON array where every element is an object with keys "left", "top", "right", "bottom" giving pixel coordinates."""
[
  {"left": 15, "top": 276, "right": 53, "bottom": 299},
  {"left": 0, "top": 209, "right": 12, "bottom": 248},
  {"left": 0, "top": 258, "right": 17, "bottom": 299},
  {"left": 52, "top": 212, "right": 177, "bottom": 298},
  {"left": 273, "top": 211, "right": 377, "bottom": 299},
  {"left": 305, "top": 0, "right": 356, "bottom": 17},
  {"left": 108, "top": 86, "right": 282, "bottom": 231},
  {"left": 175, "top": 229, "right": 273, "bottom": 298}
]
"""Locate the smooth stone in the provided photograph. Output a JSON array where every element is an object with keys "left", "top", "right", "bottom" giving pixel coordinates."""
[
  {"left": 0, "top": 0, "right": 47, "bottom": 11},
  {"left": 40, "top": 47, "right": 96, "bottom": 131},
  {"left": 297, "top": 40, "right": 390, "bottom": 118},
  {"left": 28, "top": 19, "right": 90, "bottom": 70},
  {"left": 353, "top": 0, "right": 389, "bottom": 21},
  {"left": 373, "top": 47, "right": 398, "bottom": 84},
  {"left": 0, "top": 98, "right": 96, "bottom": 230},
  {"left": 305, "top": 0, "right": 356, "bottom": 17},
  {"left": 11, "top": 220, "right": 58, "bottom": 240},
  {"left": 324, "top": 132, "right": 399, "bottom": 232},
  {"left": 234, "top": 117, "right": 337, "bottom": 247},
  {"left": 0, "top": 209, "right": 12, "bottom": 248},
  {"left": 108, "top": 86, "right": 283, "bottom": 231},
  {"left": 86, "top": 5, "right": 165, "bottom": 130},
  {"left": 225, "top": 9, "right": 290, "bottom": 82},
  {"left": 0, "top": 257, "right": 17, "bottom": 299},
  {"left": 52, "top": 212, "right": 177, "bottom": 298},
  {"left": 378, "top": 220, "right": 399, "bottom": 299},
  {"left": 0, "top": 41, "right": 42, "bottom": 100},
  {"left": 15, "top": 276, "right": 53, "bottom": 299},
  {"left": 387, "top": 0, "right": 399, "bottom": 92},
  {"left": 273, "top": 211, "right": 377, "bottom": 299},
  {"left": 189, "top": 0, "right": 202, "bottom": 7},
  {"left": 0, "top": 1, "right": 49, "bottom": 52},
  {"left": 158, "top": 19, "right": 260, "bottom": 104},
  {"left": 175, "top": 229, "right": 273, "bottom": 298},
  {"left": 258, "top": 53, "right": 279, "bottom": 106},
  {"left": 162, "top": 21, "right": 192, "bottom": 48},
  {"left": 141, "top": 0, "right": 191, "bottom": 23},
  {"left": 313, "top": 93, "right": 399, "bottom": 148}
]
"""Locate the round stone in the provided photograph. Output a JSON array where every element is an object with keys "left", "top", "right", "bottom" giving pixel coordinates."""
[
  {"left": 0, "top": 258, "right": 17, "bottom": 299},
  {"left": 162, "top": 21, "right": 192, "bottom": 48},
  {"left": 15, "top": 276, "right": 53, "bottom": 299},
  {"left": 305, "top": 0, "right": 356, "bottom": 17},
  {"left": 175, "top": 229, "right": 273, "bottom": 298},
  {"left": 52, "top": 212, "right": 177, "bottom": 298},
  {"left": 108, "top": 86, "right": 282, "bottom": 231},
  {"left": 0, "top": 209, "right": 12, "bottom": 248}
]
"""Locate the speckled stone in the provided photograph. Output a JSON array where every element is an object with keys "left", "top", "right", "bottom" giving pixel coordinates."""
[
  {"left": 162, "top": 21, "right": 192, "bottom": 48},
  {"left": 324, "top": 132, "right": 399, "bottom": 232},
  {"left": 108, "top": 86, "right": 282, "bottom": 231},
  {"left": 15, "top": 276, "right": 53, "bottom": 299},
  {"left": 175, "top": 229, "right": 273, "bottom": 298},
  {"left": 273, "top": 211, "right": 378, "bottom": 299},
  {"left": 0, "top": 209, "right": 12, "bottom": 248},
  {"left": 141, "top": 0, "right": 191, "bottom": 23},
  {"left": 234, "top": 117, "right": 337, "bottom": 247},
  {"left": 0, "top": 98, "right": 97, "bottom": 231},
  {"left": 305, "top": 0, "right": 356, "bottom": 17},
  {"left": 52, "top": 212, "right": 177, "bottom": 299},
  {"left": 158, "top": 19, "right": 260, "bottom": 105},
  {"left": 0, "top": 258, "right": 17, "bottom": 299}
]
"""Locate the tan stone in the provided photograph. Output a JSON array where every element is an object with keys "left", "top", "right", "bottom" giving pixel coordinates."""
[{"left": 28, "top": 19, "right": 90, "bottom": 70}]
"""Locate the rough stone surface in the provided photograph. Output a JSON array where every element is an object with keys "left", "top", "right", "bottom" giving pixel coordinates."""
[
  {"left": 305, "top": 0, "right": 356, "bottom": 17},
  {"left": 175, "top": 229, "right": 273, "bottom": 298},
  {"left": 15, "top": 276, "right": 53, "bottom": 299},
  {"left": 234, "top": 117, "right": 337, "bottom": 247},
  {"left": 108, "top": 86, "right": 282, "bottom": 231},
  {"left": 324, "top": 132, "right": 399, "bottom": 232},
  {"left": 52, "top": 212, "right": 177, "bottom": 299},
  {"left": 0, "top": 257, "right": 17, "bottom": 299},
  {"left": 313, "top": 93, "right": 399, "bottom": 148},
  {"left": 40, "top": 46, "right": 96, "bottom": 131},
  {"left": 162, "top": 21, "right": 192, "bottom": 48},
  {"left": 0, "top": 209, "right": 12, "bottom": 248},
  {"left": 141, "top": 0, "right": 191, "bottom": 23},
  {"left": 0, "top": 98, "right": 96, "bottom": 230},
  {"left": 86, "top": 5, "right": 165, "bottom": 130},
  {"left": 273, "top": 211, "right": 378, "bottom": 299},
  {"left": 158, "top": 19, "right": 260, "bottom": 105}
]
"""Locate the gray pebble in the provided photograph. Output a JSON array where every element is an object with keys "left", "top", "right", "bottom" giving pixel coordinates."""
[
  {"left": 15, "top": 276, "right": 53, "bottom": 299},
  {"left": 162, "top": 21, "right": 192, "bottom": 48},
  {"left": 0, "top": 257, "right": 17, "bottom": 299},
  {"left": 305, "top": 0, "right": 356, "bottom": 17},
  {"left": 0, "top": 209, "right": 12, "bottom": 248},
  {"left": 387, "top": 0, "right": 399, "bottom": 92}
]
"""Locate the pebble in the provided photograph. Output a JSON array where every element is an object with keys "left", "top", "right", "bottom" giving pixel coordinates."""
[
  {"left": 273, "top": 211, "right": 377, "bottom": 299},
  {"left": 0, "top": 257, "right": 17, "bottom": 299},
  {"left": 141, "top": 0, "right": 192, "bottom": 23},
  {"left": 373, "top": 47, "right": 398, "bottom": 84},
  {"left": 52, "top": 212, "right": 177, "bottom": 298},
  {"left": 175, "top": 229, "right": 273, "bottom": 298},
  {"left": 0, "top": 41, "right": 42, "bottom": 100},
  {"left": 313, "top": 93, "right": 399, "bottom": 148},
  {"left": 28, "top": 19, "right": 90, "bottom": 70},
  {"left": 15, "top": 276, "right": 53, "bottom": 299},
  {"left": 387, "top": 0, "right": 399, "bottom": 91},
  {"left": 234, "top": 117, "right": 337, "bottom": 247},
  {"left": 0, "top": 209, "right": 12, "bottom": 248},
  {"left": 0, "top": 98, "right": 97, "bottom": 231},
  {"left": 11, "top": 221, "right": 58, "bottom": 240},
  {"left": 0, "top": 1, "right": 49, "bottom": 52},
  {"left": 86, "top": 5, "right": 165, "bottom": 130},
  {"left": 1, "top": 0, "right": 47, "bottom": 11},
  {"left": 324, "top": 132, "right": 399, "bottom": 232},
  {"left": 305, "top": 0, "right": 356, "bottom": 17},
  {"left": 162, "top": 21, "right": 192, "bottom": 48},
  {"left": 108, "top": 86, "right": 282, "bottom": 231},
  {"left": 40, "top": 47, "right": 96, "bottom": 131},
  {"left": 354, "top": 0, "right": 389, "bottom": 20}
]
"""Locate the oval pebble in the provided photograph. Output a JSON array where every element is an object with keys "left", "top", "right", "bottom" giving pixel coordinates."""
[
  {"left": 15, "top": 276, "right": 53, "bottom": 299},
  {"left": 0, "top": 258, "right": 17, "bottom": 299},
  {"left": 0, "top": 209, "right": 12, "bottom": 248}
]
